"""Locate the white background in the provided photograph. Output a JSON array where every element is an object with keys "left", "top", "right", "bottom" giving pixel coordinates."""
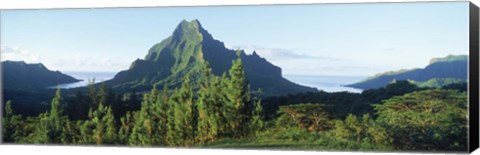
[{"left": 0, "top": 0, "right": 478, "bottom": 155}]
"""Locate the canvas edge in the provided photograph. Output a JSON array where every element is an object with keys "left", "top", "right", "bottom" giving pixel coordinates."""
[
  {"left": 0, "top": 1, "right": 476, "bottom": 154},
  {"left": 0, "top": 10, "right": 4, "bottom": 144},
  {"left": 469, "top": 1, "right": 480, "bottom": 153}
]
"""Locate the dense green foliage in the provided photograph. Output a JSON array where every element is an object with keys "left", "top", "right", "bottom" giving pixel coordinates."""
[
  {"left": 106, "top": 19, "right": 316, "bottom": 96},
  {"left": 263, "top": 80, "right": 428, "bottom": 119},
  {"left": 373, "top": 89, "right": 467, "bottom": 151},
  {"left": 201, "top": 89, "right": 467, "bottom": 152},
  {"left": 429, "top": 55, "right": 468, "bottom": 64},
  {"left": 2, "top": 101, "right": 21, "bottom": 142},
  {"left": 414, "top": 78, "right": 466, "bottom": 88},
  {"left": 3, "top": 53, "right": 264, "bottom": 147},
  {"left": 347, "top": 55, "right": 467, "bottom": 89},
  {"left": 3, "top": 53, "right": 468, "bottom": 152},
  {"left": 2, "top": 61, "right": 81, "bottom": 117}
]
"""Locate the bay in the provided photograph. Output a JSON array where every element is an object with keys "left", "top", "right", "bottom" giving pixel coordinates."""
[
  {"left": 50, "top": 72, "right": 365, "bottom": 93},
  {"left": 284, "top": 75, "right": 365, "bottom": 93},
  {"left": 48, "top": 71, "right": 117, "bottom": 89}
]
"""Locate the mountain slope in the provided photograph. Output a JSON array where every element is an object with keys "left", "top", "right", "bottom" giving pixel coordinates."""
[
  {"left": 106, "top": 19, "right": 317, "bottom": 96},
  {"left": 347, "top": 55, "right": 467, "bottom": 90},
  {"left": 2, "top": 61, "right": 81, "bottom": 90}
]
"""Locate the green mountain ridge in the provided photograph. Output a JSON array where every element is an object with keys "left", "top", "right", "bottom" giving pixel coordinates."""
[
  {"left": 2, "top": 60, "right": 81, "bottom": 90},
  {"left": 414, "top": 78, "right": 466, "bottom": 88},
  {"left": 429, "top": 55, "right": 468, "bottom": 64},
  {"left": 347, "top": 55, "right": 468, "bottom": 90},
  {"left": 105, "top": 19, "right": 317, "bottom": 96}
]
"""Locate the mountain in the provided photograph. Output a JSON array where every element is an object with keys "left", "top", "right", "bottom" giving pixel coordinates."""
[
  {"left": 413, "top": 78, "right": 466, "bottom": 88},
  {"left": 105, "top": 19, "right": 317, "bottom": 96},
  {"left": 2, "top": 61, "right": 81, "bottom": 90},
  {"left": 347, "top": 55, "right": 467, "bottom": 90}
]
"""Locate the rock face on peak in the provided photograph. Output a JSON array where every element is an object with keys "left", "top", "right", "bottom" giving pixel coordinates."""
[
  {"left": 106, "top": 19, "right": 317, "bottom": 96},
  {"left": 347, "top": 55, "right": 468, "bottom": 90},
  {"left": 2, "top": 60, "right": 81, "bottom": 90}
]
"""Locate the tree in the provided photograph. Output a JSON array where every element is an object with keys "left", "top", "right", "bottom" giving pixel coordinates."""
[
  {"left": 129, "top": 94, "right": 152, "bottom": 146},
  {"left": 217, "top": 72, "right": 231, "bottom": 138},
  {"left": 2, "top": 100, "right": 22, "bottom": 142},
  {"left": 278, "top": 103, "right": 330, "bottom": 131},
  {"left": 197, "top": 62, "right": 213, "bottom": 143},
  {"left": 333, "top": 114, "right": 364, "bottom": 143},
  {"left": 250, "top": 99, "right": 265, "bottom": 134},
  {"left": 166, "top": 88, "right": 179, "bottom": 146},
  {"left": 87, "top": 79, "right": 98, "bottom": 108},
  {"left": 129, "top": 85, "right": 165, "bottom": 146},
  {"left": 48, "top": 87, "right": 64, "bottom": 143},
  {"left": 60, "top": 117, "right": 80, "bottom": 144},
  {"left": 32, "top": 88, "right": 65, "bottom": 144},
  {"left": 118, "top": 111, "right": 134, "bottom": 144},
  {"left": 99, "top": 82, "right": 109, "bottom": 106},
  {"left": 225, "top": 51, "right": 252, "bottom": 137},
  {"left": 167, "top": 75, "right": 197, "bottom": 147},
  {"left": 90, "top": 103, "right": 117, "bottom": 145},
  {"left": 278, "top": 105, "right": 305, "bottom": 126},
  {"left": 328, "top": 114, "right": 392, "bottom": 150},
  {"left": 158, "top": 83, "right": 170, "bottom": 144},
  {"left": 373, "top": 89, "right": 467, "bottom": 151},
  {"left": 33, "top": 113, "right": 50, "bottom": 144}
]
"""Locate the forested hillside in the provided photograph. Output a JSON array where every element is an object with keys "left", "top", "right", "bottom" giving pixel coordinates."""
[
  {"left": 3, "top": 54, "right": 468, "bottom": 152},
  {"left": 347, "top": 55, "right": 467, "bottom": 90}
]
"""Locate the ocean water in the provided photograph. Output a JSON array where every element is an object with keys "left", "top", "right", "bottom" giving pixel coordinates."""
[
  {"left": 284, "top": 75, "right": 365, "bottom": 93},
  {"left": 50, "top": 72, "right": 365, "bottom": 93},
  {"left": 48, "top": 71, "right": 117, "bottom": 89}
]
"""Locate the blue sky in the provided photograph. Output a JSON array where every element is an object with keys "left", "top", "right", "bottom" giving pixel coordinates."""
[{"left": 0, "top": 2, "right": 469, "bottom": 76}]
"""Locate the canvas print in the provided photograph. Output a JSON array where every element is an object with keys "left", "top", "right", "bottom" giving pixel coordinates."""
[{"left": 0, "top": 2, "right": 472, "bottom": 152}]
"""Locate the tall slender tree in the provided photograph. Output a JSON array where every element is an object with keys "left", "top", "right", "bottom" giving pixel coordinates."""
[
  {"left": 197, "top": 62, "right": 214, "bottom": 143},
  {"left": 158, "top": 83, "right": 170, "bottom": 145},
  {"left": 90, "top": 103, "right": 117, "bottom": 145},
  {"left": 49, "top": 88, "right": 64, "bottom": 142},
  {"left": 226, "top": 51, "right": 252, "bottom": 137},
  {"left": 2, "top": 101, "right": 22, "bottom": 142},
  {"left": 33, "top": 113, "right": 50, "bottom": 144},
  {"left": 118, "top": 111, "right": 134, "bottom": 144},
  {"left": 171, "top": 75, "right": 196, "bottom": 146},
  {"left": 250, "top": 99, "right": 264, "bottom": 135},
  {"left": 129, "top": 93, "right": 154, "bottom": 146},
  {"left": 166, "top": 88, "right": 179, "bottom": 146},
  {"left": 33, "top": 87, "right": 65, "bottom": 144}
]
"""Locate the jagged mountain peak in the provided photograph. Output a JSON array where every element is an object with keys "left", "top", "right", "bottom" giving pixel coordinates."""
[
  {"left": 107, "top": 19, "right": 317, "bottom": 96},
  {"left": 145, "top": 19, "right": 214, "bottom": 61},
  {"left": 172, "top": 19, "right": 210, "bottom": 41}
]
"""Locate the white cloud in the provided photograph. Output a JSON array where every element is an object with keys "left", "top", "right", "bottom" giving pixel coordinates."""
[
  {"left": 1, "top": 46, "right": 41, "bottom": 63},
  {"left": 73, "top": 54, "right": 92, "bottom": 66},
  {"left": 53, "top": 54, "right": 130, "bottom": 72},
  {"left": 101, "top": 57, "right": 113, "bottom": 66},
  {"left": 224, "top": 44, "right": 373, "bottom": 76},
  {"left": 55, "top": 54, "right": 92, "bottom": 67},
  {"left": 226, "top": 44, "right": 344, "bottom": 61}
]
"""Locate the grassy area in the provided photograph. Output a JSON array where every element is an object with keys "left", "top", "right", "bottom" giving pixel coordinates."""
[
  {"left": 194, "top": 125, "right": 395, "bottom": 152},
  {"left": 199, "top": 138, "right": 331, "bottom": 150}
]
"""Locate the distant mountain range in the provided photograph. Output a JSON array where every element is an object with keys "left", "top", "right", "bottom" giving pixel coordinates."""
[
  {"left": 347, "top": 55, "right": 468, "bottom": 90},
  {"left": 2, "top": 61, "right": 81, "bottom": 90},
  {"left": 4, "top": 20, "right": 466, "bottom": 95},
  {"left": 104, "top": 19, "right": 317, "bottom": 96}
]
